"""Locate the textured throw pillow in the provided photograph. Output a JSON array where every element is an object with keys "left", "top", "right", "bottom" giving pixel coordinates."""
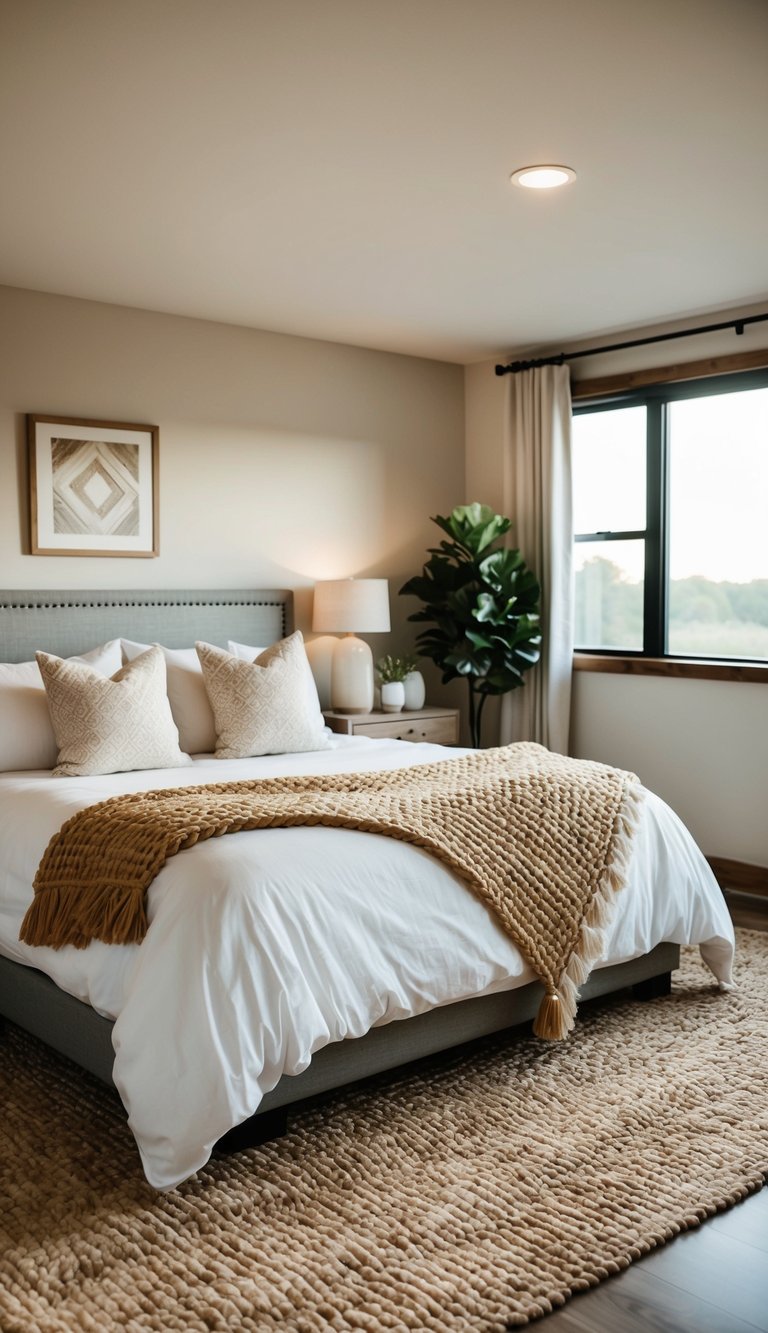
[
  {"left": 37, "top": 646, "right": 190, "bottom": 777},
  {"left": 0, "top": 640, "right": 123, "bottom": 772},
  {"left": 121, "top": 640, "right": 216, "bottom": 754},
  {"left": 227, "top": 638, "right": 326, "bottom": 718},
  {"left": 197, "top": 633, "right": 331, "bottom": 758}
]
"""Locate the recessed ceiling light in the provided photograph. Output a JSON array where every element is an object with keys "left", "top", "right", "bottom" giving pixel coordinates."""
[{"left": 510, "top": 165, "right": 576, "bottom": 190}]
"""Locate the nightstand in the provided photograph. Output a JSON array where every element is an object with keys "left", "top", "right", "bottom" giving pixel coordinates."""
[{"left": 323, "top": 706, "right": 460, "bottom": 745}]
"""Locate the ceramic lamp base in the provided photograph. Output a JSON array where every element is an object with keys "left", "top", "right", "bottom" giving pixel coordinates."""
[{"left": 331, "top": 634, "right": 374, "bottom": 713}]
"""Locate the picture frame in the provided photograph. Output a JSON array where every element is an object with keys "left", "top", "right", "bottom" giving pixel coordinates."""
[{"left": 28, "top": 415, "right": 159, "bottom": 558}]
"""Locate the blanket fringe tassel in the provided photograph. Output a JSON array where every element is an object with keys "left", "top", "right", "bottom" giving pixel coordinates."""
[
  {"left": 18, "top": 884, "right": 65, "bottom": 948},
  {"left": 20, "top": 881, "right": 147, "bottom": 951},
  {"left": 533, "top": 991, "right": 571, "bottom": 1041},
  {"left": 533, "top": 777, "right": 645, "bottom": 1042}
]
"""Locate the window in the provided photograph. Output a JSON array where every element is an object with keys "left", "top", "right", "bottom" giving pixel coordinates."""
[{"left": 573, "top": 370, "right": 768, "bottom": 662}]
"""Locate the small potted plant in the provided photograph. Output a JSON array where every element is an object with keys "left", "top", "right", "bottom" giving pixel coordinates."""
[{"left": 376, "top": 654, "right": 415, "bottom": 713}]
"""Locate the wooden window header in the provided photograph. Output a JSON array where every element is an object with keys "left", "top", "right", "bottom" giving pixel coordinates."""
[{"left": 572, "top": 346, "right": 768, "bottom": 401}]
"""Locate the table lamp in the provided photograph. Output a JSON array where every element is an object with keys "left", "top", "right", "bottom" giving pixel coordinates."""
[{"left": 312, "top": 578, "right": 391, "bottom": 713}]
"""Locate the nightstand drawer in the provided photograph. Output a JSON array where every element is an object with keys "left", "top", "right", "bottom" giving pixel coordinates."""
[
  {"left": 324, "top": 706, "right": 460, "bottom": 744},
  {"left": 352, "top": 714, "right": 459, "bottom": 744}
]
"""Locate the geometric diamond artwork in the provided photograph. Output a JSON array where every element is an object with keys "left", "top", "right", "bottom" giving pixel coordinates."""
[
  {"left": 29, "top": 413, "right": 158, "bottom": 558},
  {"left": 81, "top": 471, "right": 113, "bottom": 509},
  {"left": 52, "top": 439, "right": 140, "bottom": 536}
]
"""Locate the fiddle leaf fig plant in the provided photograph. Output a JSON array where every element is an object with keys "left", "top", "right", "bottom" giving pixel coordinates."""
[{"left": 400, "top": 503, "right": 541, "bottom": 747}]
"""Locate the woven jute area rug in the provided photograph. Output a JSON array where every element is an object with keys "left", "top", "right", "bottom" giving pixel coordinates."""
[{"left": 1, "top": 930, "right": 766, "bottom": 1332}]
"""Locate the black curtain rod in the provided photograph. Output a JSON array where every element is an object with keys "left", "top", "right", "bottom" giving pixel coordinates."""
[{"left": 494, "top": 312, "right": 768, "bottom": 376}]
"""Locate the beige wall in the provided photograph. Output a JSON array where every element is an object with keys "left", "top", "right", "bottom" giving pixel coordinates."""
[
  {"left": 464, "top": 360, "right": 506, "bottom": 516},
  {"left": 570, "top": 672, "right": 768, "bottom": 866},
  {"left": 0, "top": 285, "right": 465, "bottom": 682},
  {"left": 464, "top": 306, "right": 768, "bottom": 864}
]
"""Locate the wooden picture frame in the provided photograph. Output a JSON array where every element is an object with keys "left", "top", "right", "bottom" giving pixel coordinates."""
[{"left": 28, "top": 415, "right": 159, "bottom": 558}]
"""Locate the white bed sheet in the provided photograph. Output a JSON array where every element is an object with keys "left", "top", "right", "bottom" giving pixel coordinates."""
[{"left": 0, "top": 737, "right": 735, "bottom": 1190}]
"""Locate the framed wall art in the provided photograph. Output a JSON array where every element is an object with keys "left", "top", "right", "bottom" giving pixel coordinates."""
[{"left": 28, "top": 415, "right": 159, "bottom": 557}]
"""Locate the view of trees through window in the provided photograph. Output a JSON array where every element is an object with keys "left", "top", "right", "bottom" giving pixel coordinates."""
[
  {"left": 573, "top": 378, "right": 768, "bottom": 661},
  {"left": 575, "top": 558, "right": 768, "bottom": 658}
]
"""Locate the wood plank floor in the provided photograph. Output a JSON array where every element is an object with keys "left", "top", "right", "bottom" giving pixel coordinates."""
[{"left": 538, "top": 890, "right": 768, "bottom": 1331}]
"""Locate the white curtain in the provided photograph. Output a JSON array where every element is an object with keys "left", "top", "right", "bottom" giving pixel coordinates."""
[{"left": 500, "top": 363, "right": 573, "bottom": 754}]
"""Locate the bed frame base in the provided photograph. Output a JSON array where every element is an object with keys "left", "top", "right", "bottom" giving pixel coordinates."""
[
  {"left": 214, "top": 1106, "right": 290, "bottom": 1154},
  {"left": 632, "top": 968, "right": 673, "bottom": 1000},
  {"left": 0, "top": 944, "right": 680, "bottom": 1140}
]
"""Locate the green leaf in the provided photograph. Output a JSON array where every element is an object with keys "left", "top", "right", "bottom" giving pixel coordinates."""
[
  {"left": 474, "top": 592, "right": 500, "bottom": 623},
  {"left": 444, "top": 655, "right": 478, "bottom": 676},
  {"left": 465, "top": 628, "right": 494, "bottom": 649}
]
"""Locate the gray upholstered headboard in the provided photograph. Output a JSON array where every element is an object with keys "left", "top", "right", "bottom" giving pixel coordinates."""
[{"left": 0, "top": 589, "right": 294, "bottom": 662}]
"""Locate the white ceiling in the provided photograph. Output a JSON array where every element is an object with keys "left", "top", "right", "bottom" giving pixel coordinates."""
[{"left": 1, "top": 0, "right": 767, "bottom": 364}]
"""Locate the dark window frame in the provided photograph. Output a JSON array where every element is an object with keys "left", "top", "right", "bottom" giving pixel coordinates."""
[{"left": 573, "top": 367, "right": 768, "bottom": 663}]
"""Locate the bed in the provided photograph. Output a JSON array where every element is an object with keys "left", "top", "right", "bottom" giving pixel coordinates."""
[{"left": 0, "top": 588, "right": 735, "bottom": 1190}]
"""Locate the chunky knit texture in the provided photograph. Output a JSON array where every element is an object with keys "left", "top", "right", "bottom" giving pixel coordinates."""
[
  {"left": 0, "top": 934, "right": 763, "bottom": 1331},
  {"left": 21, "top": 743, "right": 642, "bottom": 1037}
]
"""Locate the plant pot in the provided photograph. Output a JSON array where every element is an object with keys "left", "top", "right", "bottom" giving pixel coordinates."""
[
  {"left": 402, "top": 670, "right": 425, "bottom": 710},
  {"left": 380, "top": 681, "right": 405, "bottom": 713}
]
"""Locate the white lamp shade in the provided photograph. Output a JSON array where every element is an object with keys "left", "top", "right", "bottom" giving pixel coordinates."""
[{"left": 312, "top": 579, "right": 391, "bottom": 634}]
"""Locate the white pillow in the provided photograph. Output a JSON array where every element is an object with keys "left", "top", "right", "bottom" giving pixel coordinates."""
[
  {"left": 227, "top": 638, "right": 325, "bottom": 718},
  {"left": 37, "top": 645, "right": 190, "bottom": 777},
  {"left": 227, "top": 640, "right": 267, "bottom": 660},
  {"left": 121, "top": 640, "right": 216, "bottom": 754},
  {"left": 197, "top": 634, "right": 331, "bottom": 758},
  {"left": 0, "top": 640, "right": 123, "bottom": 772}
]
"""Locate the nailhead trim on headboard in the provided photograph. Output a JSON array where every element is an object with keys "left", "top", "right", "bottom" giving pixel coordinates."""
[{"left": 0, "top": 590, "right": 294, "bottom": 661}]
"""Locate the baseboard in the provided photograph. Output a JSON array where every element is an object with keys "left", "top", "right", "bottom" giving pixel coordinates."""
[{"left": 707, "top": 856, "right": 768, "bottom": 899}]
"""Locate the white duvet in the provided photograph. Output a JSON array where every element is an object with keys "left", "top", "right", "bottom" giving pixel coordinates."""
[{"left": 0, "top": 737, "right": 734, "bottom": 1190}]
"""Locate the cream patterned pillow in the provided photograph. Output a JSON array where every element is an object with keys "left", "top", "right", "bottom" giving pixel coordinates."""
[
  {"left": 0, "top": 640, "right": 123, "bottom": 772},
  {"left": 196, "top": 633, "right": 331, "bottom": 758},
  {"left": 227, "top": 638, "right": 325, "bottom": 718},
  {"left": 36, "top": 646, "right": 190, "bottom": 777}
]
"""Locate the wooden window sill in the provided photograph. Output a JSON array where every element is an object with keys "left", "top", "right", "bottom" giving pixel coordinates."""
[{"left": 573, "top": 653, "right": 768, "bottom": 683}]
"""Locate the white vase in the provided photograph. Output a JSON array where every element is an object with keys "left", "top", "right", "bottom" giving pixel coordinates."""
[
  {"left": 403, "top": 669, "right": 426, "bottom": 710},
  {"left": 380, "top": 681, "right": 405, "bottom": 713}
]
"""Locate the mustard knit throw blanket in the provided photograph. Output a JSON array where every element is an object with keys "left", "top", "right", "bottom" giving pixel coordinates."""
[{"left": 21, "top": 744, "right": 643, "bottom": 1040}]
